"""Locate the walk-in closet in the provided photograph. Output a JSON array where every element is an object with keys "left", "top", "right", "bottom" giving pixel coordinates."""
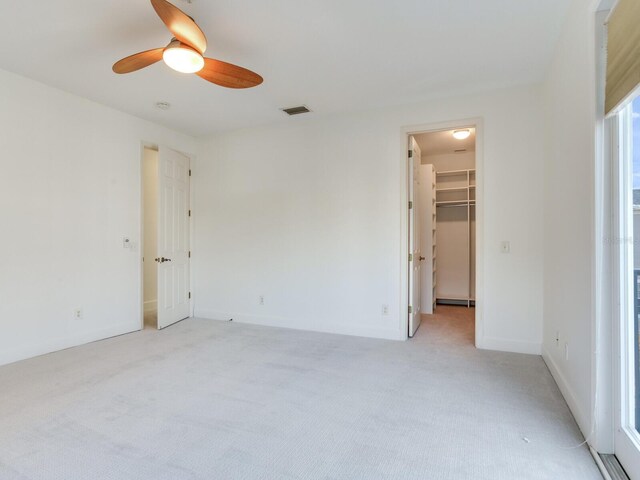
[{"left": 414, "top": 128, "right": 476, "bottom": 314}]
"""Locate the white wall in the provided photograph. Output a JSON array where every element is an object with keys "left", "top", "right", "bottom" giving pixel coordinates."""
[
  {"left": 541, "top": 0, "right": 597, "bottom": 440},
  {"left": 0, "top": 68, "right": 195, "bottom": 366},
  {"left": 194, "top": 84, "right": 546, "bottom": 353},
  {"left": 143, "top": 148, "right": 159, "bottom": 312}
]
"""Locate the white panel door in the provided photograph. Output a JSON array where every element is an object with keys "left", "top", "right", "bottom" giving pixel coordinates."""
[
  {"left": 408, "top": 137, "right": 422, "bottom": 337},
  {"left": 157, "top": 147, "right": 190, "bottom": 329}
]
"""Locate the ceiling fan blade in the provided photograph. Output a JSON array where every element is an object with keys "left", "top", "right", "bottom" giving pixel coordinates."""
[
  {"left": 150, "top": 0, "right": 207, "bottom": 54},
  {"left": 196, "top": 58, "right": 263, "bottom": 89},
  {"left": 113, "top": 48, "right": 164, "bottom": 74}
]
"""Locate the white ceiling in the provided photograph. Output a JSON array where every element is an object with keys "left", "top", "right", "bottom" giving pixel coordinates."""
[
  {"left": 0, "top": 0, "right": 571, "bottom": 136},
  {"left": 415, "top": 128, "right": 476, "bottom": 156}
]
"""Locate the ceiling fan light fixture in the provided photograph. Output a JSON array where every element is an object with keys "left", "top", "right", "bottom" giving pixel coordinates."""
[
  {"left": 452, "top": 129, "right": 471, "bottom": 140},
  {"left": 112, "top": 0, "right": 262, "bottom": 88},
  {"left": 162, "top": 41, "right": 204, "bottom": 73}
]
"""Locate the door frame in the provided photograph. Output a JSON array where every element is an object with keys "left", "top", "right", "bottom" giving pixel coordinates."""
[
  {"left": 139, "top": 141, "right": 195, "bottom": 330},
  {"left": 400, "top": 118, "right": 484, "bottom": 344}
]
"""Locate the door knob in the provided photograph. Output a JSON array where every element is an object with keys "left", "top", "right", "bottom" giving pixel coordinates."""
[
  {"left": 155, "top": 257, "right": 172, "bottom": 263},
  {"left": 419, "top": 256, "right": 426, "bottom": 261}
]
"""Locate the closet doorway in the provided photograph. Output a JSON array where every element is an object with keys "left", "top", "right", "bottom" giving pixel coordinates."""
[
  {"left": 141, "top": 145, "right": 192, "bottom": 330},
  {"left": 406, "top": 123, "right": 479, "bottom": 343},
  {"left": 142, "top": 147, "right": 159, "bottom": 328}
]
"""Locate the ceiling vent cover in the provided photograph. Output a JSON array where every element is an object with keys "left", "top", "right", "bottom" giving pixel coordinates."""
[{"left": 282, "top": 106, "right": 311, "bottom": 116}]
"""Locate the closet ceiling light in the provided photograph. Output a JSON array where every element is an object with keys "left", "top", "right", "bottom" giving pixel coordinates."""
[{"left": 452, "top": 129, "right": 471, "bottom": 140}]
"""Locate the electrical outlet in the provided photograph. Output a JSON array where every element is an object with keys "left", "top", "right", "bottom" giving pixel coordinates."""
[
  {"left": 259, "top": 295, "right": 264, "bottom": 306},
  {"left": 122, "top": 236, "right": 131, "bottom": 249},
  {"left": 564, "top": 342, "right": 569, "bottom": 361},
  {"left": 382, "top": 305, "right": 389, "bottom": 315},
  {"left": 73, "top": 308, "right": 83, "bottom": 320}
]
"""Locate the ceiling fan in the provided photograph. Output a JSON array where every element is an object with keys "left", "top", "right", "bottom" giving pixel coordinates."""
[{"left": 112, "top": 0, "right": 263, "bottom": 89}]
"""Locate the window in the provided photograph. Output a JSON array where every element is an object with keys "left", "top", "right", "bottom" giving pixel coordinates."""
[{"left": 615, "top": 94, "right": 640, "bottom": 476}]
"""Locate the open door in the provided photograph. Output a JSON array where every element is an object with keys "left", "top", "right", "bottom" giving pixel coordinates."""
[
  {"left": 408, "top": 136, "right": 422, "bottom": 337},
  {"left": 157, "top": 146, "right": 191, "bottom": 329}
]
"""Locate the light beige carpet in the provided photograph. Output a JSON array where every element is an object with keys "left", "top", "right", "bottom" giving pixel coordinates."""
[{"left": 0, "top": 307, "right": 601, "bottom": 479}]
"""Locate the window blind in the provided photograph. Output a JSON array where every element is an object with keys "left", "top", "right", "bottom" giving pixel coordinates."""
[{"left": 606, "top": 0, "right": 640, "bottom": 115}]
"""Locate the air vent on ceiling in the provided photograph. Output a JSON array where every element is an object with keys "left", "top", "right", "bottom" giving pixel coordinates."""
[
  {"left": 282, "top": 106, "right": 311, "bottom": 116},
  {"left": 454, "top": 149, "right": 467, "bottom": 153}
]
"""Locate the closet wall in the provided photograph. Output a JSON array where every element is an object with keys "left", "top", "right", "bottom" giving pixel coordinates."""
[{"left": 425, "top": 152, "right": 475, "bottom": 172}]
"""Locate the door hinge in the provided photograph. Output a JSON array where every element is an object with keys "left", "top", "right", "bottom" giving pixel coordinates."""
[
  {"left": 188, "top": 251, "right": 191, "bottom": 258},
  {"left": 188, "top": 291, "right": 191, "bottom": 299},
  {"left": 188, "top": 210, "right": 191, "bottom": 217},
  {"left": 189, "top": 169, "right": 192, "bottom": 176},
  {"left": 408, "top": 150, "right": 413, "bottom": 158},
  {"left": 408, "top": 305, "right": 413, "bottom": 314},
  {"left": 408, "top": 201, "right": 413, "bottom": 210},
  {"left": 408, "top": 253, "right": 413, "bottom": 262}
]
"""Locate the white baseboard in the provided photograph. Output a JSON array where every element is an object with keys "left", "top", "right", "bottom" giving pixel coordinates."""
[
  {"left": 542, "top": 344, "right": 591, "bottom": 438},
  {"left": 478, "top": 336, "right": 542, "bottom": 355},
  {"left": 0, "top": 322, "right": 140, "bottom": 367},
  {"left": 196, "top": 309, "right": 546, "bottom": 349},
  {"left": 144, "top": 300, "right": 157, "bottom": 312},
  {"left": 194, "top": 309, "right": 405, "bottom": 341}
]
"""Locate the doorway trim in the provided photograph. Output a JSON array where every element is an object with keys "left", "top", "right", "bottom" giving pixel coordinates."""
[
  {"left": 139, "top": 141, "right": 195, "bottom": 331},
  {"left": 399, "top": 117, "right": 484, "bottom": 345}
]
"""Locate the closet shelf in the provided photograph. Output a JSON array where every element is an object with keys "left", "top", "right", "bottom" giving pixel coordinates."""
[
  {"left": 436, "top": 169, "right": 475, "bottom": 176},
  {"left": 436, "top": 200, "right": 470, "bottom": 206}
]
